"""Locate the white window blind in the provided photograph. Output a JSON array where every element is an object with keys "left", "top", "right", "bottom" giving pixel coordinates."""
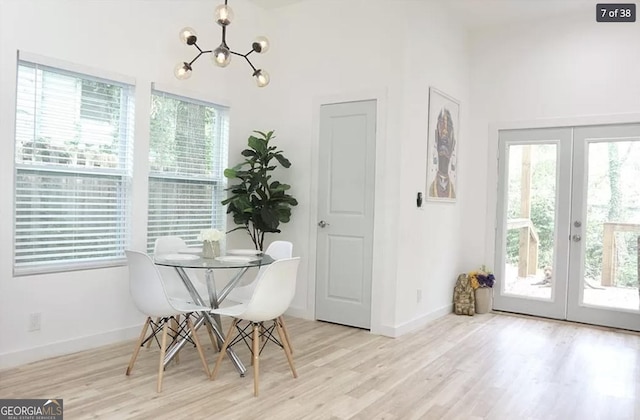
[
  {"left": 14, "top": 60, "right": 134, "bottom": 275},
  {"left": 147, "top": 90, "right": 228, "bottom": 252}
]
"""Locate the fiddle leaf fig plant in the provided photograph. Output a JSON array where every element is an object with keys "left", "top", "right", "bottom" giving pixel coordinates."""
[{"left": 222, "top": 130, "right": 298, "bottom": 251}]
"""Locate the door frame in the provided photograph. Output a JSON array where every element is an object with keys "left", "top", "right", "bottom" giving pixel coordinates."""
[
  {"left": 486, "top": 114, "right": 640, "bottom": 317},
  {"left": 307, "top": 89, "right": 388, "bottom": 335}
]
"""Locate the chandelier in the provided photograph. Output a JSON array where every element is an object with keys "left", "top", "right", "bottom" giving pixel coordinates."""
[{"left": 174, "top": 0, "right": 270, "bottom": 87}]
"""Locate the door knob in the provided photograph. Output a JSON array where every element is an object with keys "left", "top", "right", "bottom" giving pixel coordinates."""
[
  {"left": 572, "top": 234, "right": 581, "bottom": 242},
  {"left": 318, "top": 220, "right": 330, "bottom": 228}
]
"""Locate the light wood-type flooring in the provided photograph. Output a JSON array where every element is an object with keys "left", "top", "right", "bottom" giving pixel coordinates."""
[{"left": 2, "top": 312, "right": 640, "bottom": 419}]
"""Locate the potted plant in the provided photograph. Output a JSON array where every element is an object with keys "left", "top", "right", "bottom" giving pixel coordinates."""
[
  {"left": 197, "top": 228, "right": 225, "bottom": 259},
  {"left": 469, "top": 266, "right": 495, "bottom": 314},
  {"left": 222, "top": 130, "right": 298, "bottom": 251}
]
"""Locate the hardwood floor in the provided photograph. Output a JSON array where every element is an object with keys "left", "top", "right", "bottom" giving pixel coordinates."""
[{"left": 2, "top": 312, "right": 640, "bottom": 419}]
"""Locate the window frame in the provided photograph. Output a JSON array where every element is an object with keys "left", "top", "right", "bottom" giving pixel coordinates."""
[
  {"left": 13, "top": 52, "right": 135, "bottom": 276},
  {"left": 146, "top": 86, "right": 229, "bottom": 253}
]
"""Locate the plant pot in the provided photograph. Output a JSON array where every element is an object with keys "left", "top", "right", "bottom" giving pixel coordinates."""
[
  {"left": 202, "top": 240, "right": 220, "bottom": 259},
  {"left": 475, "top": 287, "right": 492, "bottom": 314}
]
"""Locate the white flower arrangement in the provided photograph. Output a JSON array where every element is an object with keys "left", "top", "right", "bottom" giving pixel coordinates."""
[{"left": 197, "top": 228, "right": 225, "bottom": 242}]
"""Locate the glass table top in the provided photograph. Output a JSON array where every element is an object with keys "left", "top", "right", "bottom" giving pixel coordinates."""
[{"left": 153, "top": 252, "right": 274, "bottom": 269}]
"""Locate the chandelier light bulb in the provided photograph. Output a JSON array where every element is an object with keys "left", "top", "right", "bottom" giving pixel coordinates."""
[
  {"left": 212, "top": 45, "right": 231, "bottom": 67},
  {"left": 254, "top": 69, "right": 270, "bottom": 87},
  {"left": 214, "top": 5, "right": 234, "bottom": 26},
  {"left": 174, "top": 62, "right": 192, "bottom": 80},
  {"left": 252, "top": 36, "right": 270, "bottom": 54},
  {"left": 179, "top": 27, "right": 198, "bottom": 45}
]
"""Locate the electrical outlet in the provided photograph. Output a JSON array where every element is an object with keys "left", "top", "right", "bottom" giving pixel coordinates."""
[
  {"left": 416, "top": 289, "right": 422, "bottom": 304},
  {"left": 28, "top": 312, "right": 41, "bottom": 332}
]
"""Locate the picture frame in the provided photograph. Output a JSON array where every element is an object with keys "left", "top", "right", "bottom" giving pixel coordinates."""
[{"left": 426, "top": 87, "right": 460, "bottom": 203}]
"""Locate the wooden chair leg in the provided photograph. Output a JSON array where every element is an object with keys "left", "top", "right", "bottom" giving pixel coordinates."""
[
  {"left": 171, "top": 316, "right": 180, "bottom": 364},
  {"left": 275, "top": 317, "right": 297, "bottom": 378},
  {"left": 157, "top": 320, "right": 170, "bottom": 393},
  {"left": 252, "top": 322, "right": 260, "bottom": 397},
  {"left": 278, "top": 316, "right": 293, "bottom": 354},
  {"left": 146, "top": 317, "right": 160, "bottom": 348},
  {"left": 250, "top": 321, "right": 257, "bottom": 366},
  {"left": 126, "top": 317, "right": 151, "bottom": 376},
  {"left": 211, "top": 319, "right": 239, "bottom": 380},
  {"left": 187, "top": 315, "right": 211, "bottom": 379},
  {"left": 205, "top": 321, "right": 219, "bottom": 352}
]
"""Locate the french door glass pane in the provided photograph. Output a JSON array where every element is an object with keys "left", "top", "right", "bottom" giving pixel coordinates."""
[
  {"left": 504, "top": 144, "right": 557, "bottom": 300},
  {"left": 582, "top": 140, "right": 640, "bottom": 310}
]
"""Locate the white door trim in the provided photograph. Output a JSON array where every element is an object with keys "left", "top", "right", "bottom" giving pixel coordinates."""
[
  {"left": 486, "top": 113, "right": 640, "bottom": 281},
  {"left": 307, "top": 89, "right": 388, "bottom": 335}
]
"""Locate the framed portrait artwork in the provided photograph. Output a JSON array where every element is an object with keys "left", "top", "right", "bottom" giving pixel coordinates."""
[{"left": 426, "top": 87, "right": 460, "bottom": 202}]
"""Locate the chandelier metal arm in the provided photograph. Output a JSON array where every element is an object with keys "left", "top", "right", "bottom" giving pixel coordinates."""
[
  {"left": 187, "top": 43, "right": 213, "bottom": 67},
  {"left": 188, "top": 51, "right": 209, "bottom": 67},
  {"left": 228, "top": 49, "right": 258, "bottom": 71},
  {"left": 244, "top": 55, "right": 258, "bottom": 73},
  {"left": 221, "top": 26, "right": 228, "bottom": 47}
]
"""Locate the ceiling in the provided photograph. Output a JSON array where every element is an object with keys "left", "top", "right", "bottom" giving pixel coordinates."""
[
  {"left": 246, "top": 0, "right": 594, "bottom": 29},
  {"left": 245, "top": 0, "right": 303, "bottom": 9}
]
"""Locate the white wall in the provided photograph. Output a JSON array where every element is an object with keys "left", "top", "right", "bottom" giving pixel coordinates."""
[
  {"left": 265, "top": 0, "right": 470, "bottom": 334},
  {"left": 0, "top": 0, "right": 268, "bottom": 368},
  {"left": 467, "top": 12, "right": 640, "bottom": 272},
  {"left": 0, "top": 0, "right": 472, "bottom": 368},
  {"left": 393, "top": 0, "right": 469, "bottom": 332}
]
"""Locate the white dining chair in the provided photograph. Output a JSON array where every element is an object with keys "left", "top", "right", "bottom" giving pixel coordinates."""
[
  {"left": 226, "top": 240, "right": 293, "bottom": 302},
  {"left": 125, "top": 250, "right": 212, "bottom": 393},
  {"left": 226, "top": 241, "right": 294, "bottom": 352},
  {"left": 151, "top": 236, "right": 218, "bottom": 354},
  {"left": 210, "top": 257, "right": 300, "bottom": 397},
  {"left": 153, "top": 236, "right": 209, "bottom": 304}
]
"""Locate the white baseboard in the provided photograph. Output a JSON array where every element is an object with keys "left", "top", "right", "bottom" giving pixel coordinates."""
[
  {"left": 287, "top": 303, "right": 453, "bottom": 339},
  {"left": 284, "top": 306, "right": 313, "bottom": 320},
  {"left": 0, "top": 324, "right": 142, "bottom": 370},
  {"left": 372, "top": 323, "right": 397, "bottom": 337},
  {"left": 379, "top": 304, "right": 453, "bottom": 338}
]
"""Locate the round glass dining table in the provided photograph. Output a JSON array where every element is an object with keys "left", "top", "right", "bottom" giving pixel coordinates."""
[{"left": 154, "top": 251, "right": 274, "bottom": 376}]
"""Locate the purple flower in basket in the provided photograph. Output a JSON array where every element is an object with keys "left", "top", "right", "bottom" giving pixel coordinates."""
[{"left": 476, "top": 272, "right": 495, "bottom": 288}]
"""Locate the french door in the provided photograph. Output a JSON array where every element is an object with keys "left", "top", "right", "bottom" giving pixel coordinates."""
[{"left": 494, "top": 123, "right": 640, "bottom": 331}]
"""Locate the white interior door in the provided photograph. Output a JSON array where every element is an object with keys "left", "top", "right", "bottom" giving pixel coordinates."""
[
  {"left": 315, "top": 100, "right": 376, "bottom": 329},
  {"left": 495, "top": 124, "right": 640, "bottom": 331}
]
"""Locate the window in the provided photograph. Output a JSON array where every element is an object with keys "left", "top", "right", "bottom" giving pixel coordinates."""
[
  {"left": 80, "top": 80, "right": 122, "bottom": 122},
  {"left": 14, "top": 58, "right": 134, "bottom": 275},
  {"left": 147, "top": 90, "right": 228, "bottom": 252}
]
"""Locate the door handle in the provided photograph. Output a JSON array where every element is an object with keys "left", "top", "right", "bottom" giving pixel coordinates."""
[
  {"left": 572, "top": 234, "right": 581, "bottom": 242},
  {"left": 318, "top": 220, "right": 330, "bottom": 228}
]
